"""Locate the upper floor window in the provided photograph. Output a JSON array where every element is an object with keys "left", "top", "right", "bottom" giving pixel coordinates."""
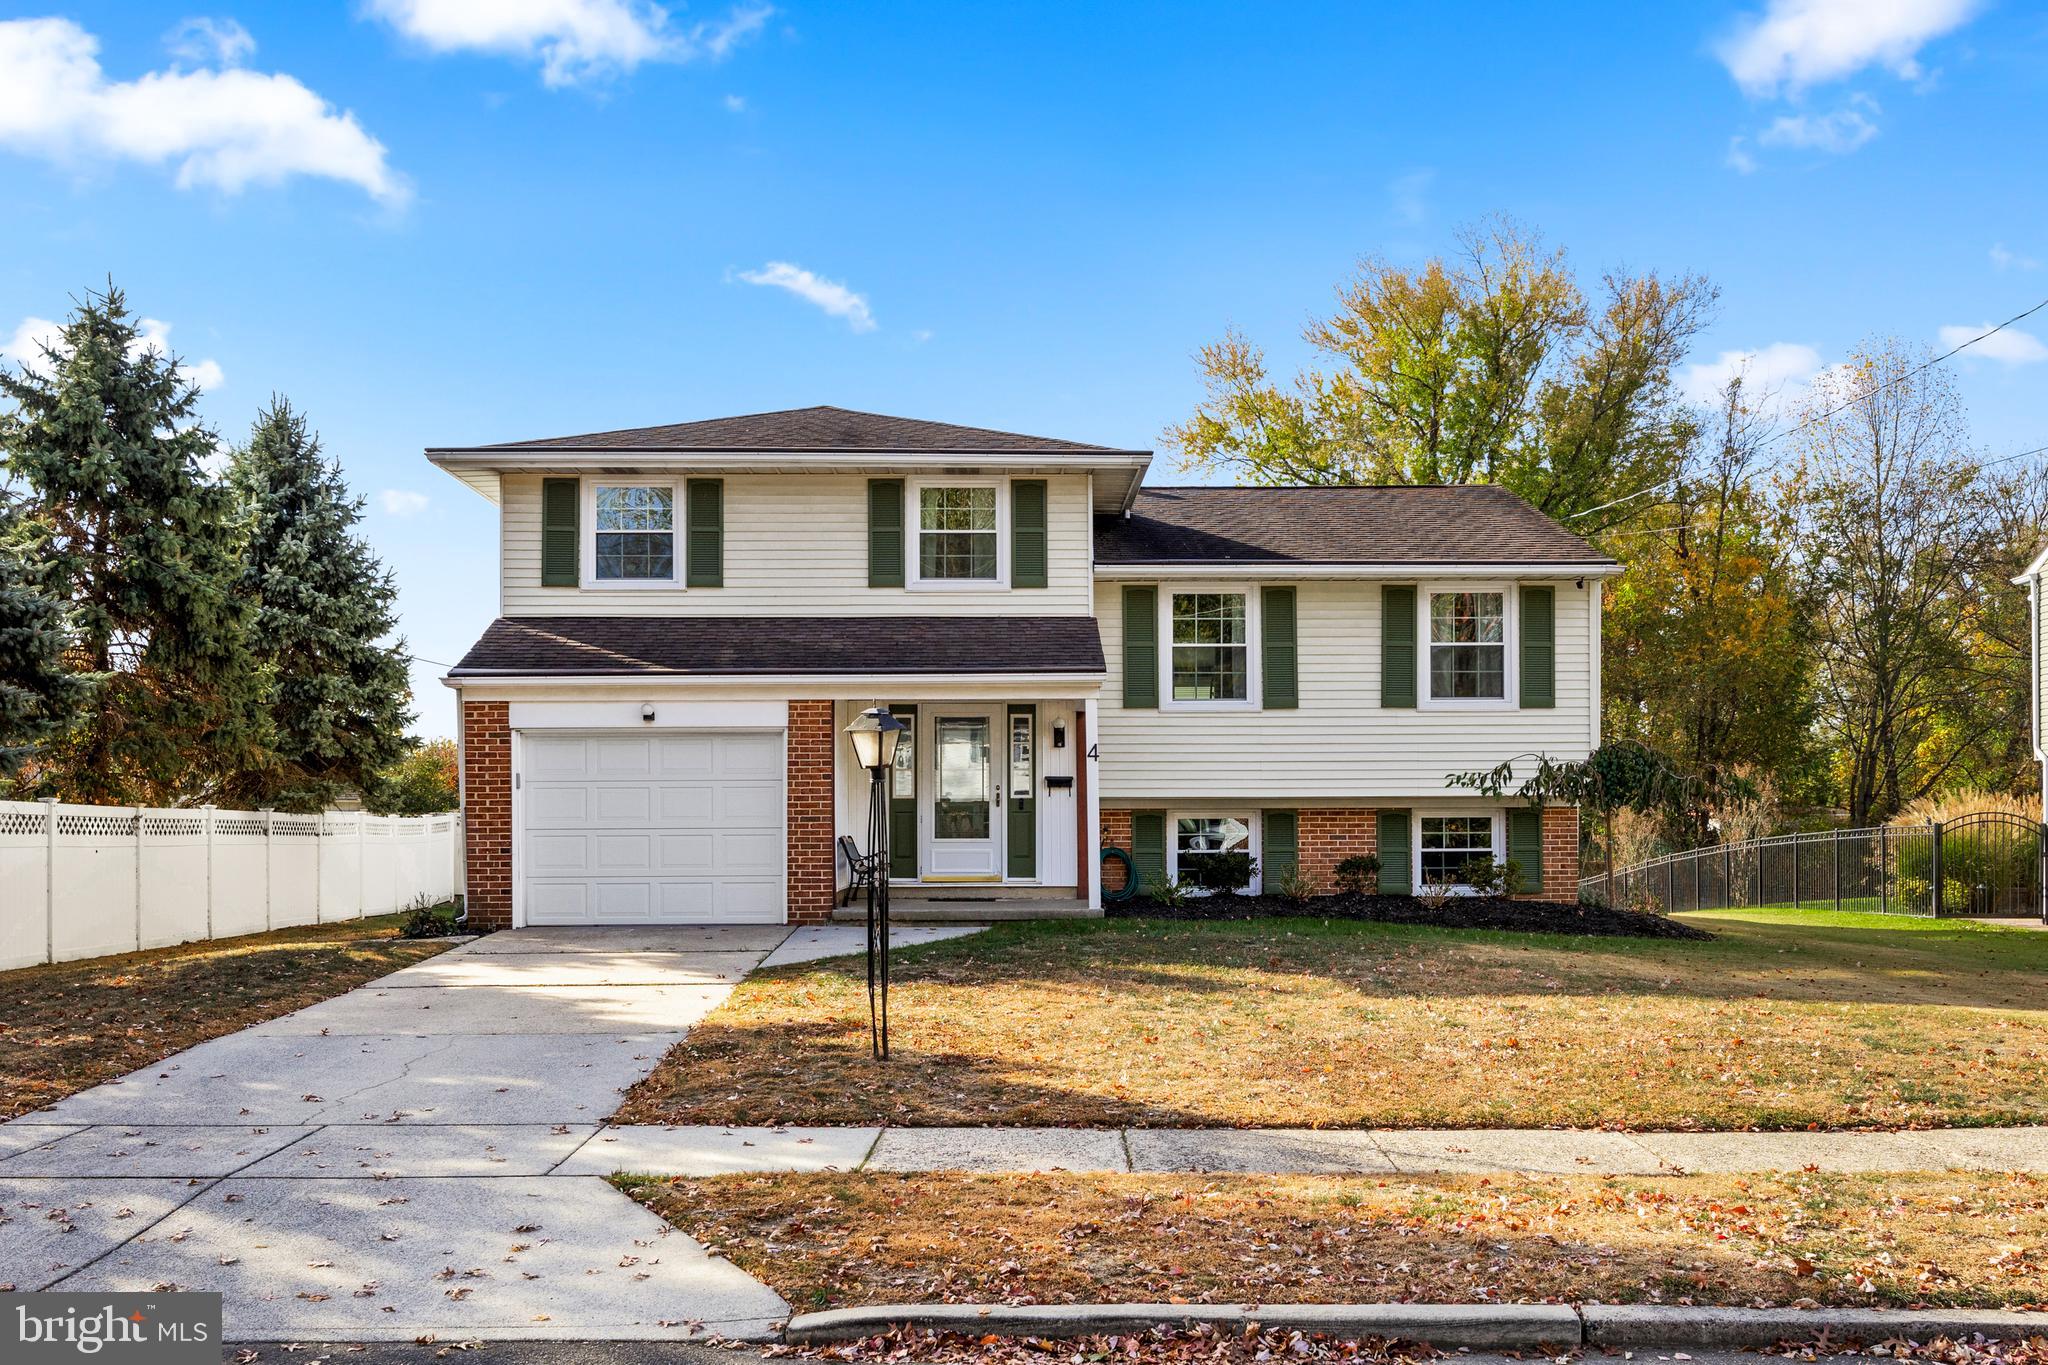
[
  {"left": 918, "top": 486, "right": 999, "bottom": 580},
  {"left": 1171, "top": 591, "right": 1249, "bottom": 702},
  {"left": 593, "top": 484, "right": 675, "bottom": 582},
  {"left": 1429, "top": 590, "right": 1505, "bottom": 700}
]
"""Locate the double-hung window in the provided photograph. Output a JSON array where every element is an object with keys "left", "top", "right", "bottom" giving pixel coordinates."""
[
  {"left": 1419, "top": 815, "right": 1496, "bottom": 887},
  {"left": 592, "top": 484, "right": 676, "bottom": 583},
  {"left": 1169, "top": 591, "right": 1249, "bottom": 702},
  {"left": 917, "top": 486, "right": 999, "bottom": 581},
  {"left": 1428, "top": 590, "right": 1506, "bottom": 700},
  {"left": 1175, "top": 815, "right": 1253, "bottom": 883}
]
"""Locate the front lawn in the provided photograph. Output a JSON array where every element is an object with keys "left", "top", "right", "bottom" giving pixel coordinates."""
[
  {"left": 0, "top": 911, "right": 460, "bottom": 1119},
  {"left": 621, "top": 1168, "right": 2048, "bottom": 1310},
  {"left": 614, "top": 908, "right": 2048, "bottom": 1130}
]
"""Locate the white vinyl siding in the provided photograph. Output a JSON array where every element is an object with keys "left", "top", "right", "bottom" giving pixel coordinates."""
[
  {"left": 1095, "top": 577, "right": 1600, "bottom": 801},
  {"left": 500, "top": 471, "right": 1093, "bottom": 616}
]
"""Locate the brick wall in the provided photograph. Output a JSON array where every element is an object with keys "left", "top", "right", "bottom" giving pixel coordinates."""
[
  {"left": 1298, "top": 808, "right": 1376, "bottom": 889},
  {"left": 461, "top": 700, "right": 512, "bottom": 929},
  {"left": 786, "top": 700, "right": 837, "bottom": 924},
  {"left": 1099, "top": 808, "right": 1133, "bottom": 893},
  {"left": 1539, "top": 805, "right": 1580, "bottom": 901}
]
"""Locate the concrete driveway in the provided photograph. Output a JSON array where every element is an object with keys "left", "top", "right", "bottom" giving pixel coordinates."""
[{"left": 0, "top": 925, "right": 798, "bottom": 1341}]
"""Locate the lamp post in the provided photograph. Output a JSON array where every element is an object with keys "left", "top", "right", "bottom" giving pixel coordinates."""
[{"left": 845, "top": 706, "right": 907, "bottom": 1059}]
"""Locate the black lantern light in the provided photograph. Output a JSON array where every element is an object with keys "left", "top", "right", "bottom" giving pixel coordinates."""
[{"left": 845, "top": 706, "right": 907, "bottom": 1058}]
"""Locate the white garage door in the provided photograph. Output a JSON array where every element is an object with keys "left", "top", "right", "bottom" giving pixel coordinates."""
[{"left": 519, "top": 730, "right": 785, "bottom": 924}]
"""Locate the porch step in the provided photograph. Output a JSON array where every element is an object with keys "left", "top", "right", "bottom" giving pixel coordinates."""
[{"left": 831, "top": 897, "right": 1099, "bottom": 923}]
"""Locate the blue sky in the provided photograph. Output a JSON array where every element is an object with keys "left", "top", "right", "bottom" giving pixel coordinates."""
[{"left": 2, "top": 1, "right": 2044, "bottom": 739}]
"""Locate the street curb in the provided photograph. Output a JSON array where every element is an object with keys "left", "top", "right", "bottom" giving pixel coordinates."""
[
  {"left": 780, "top": 1303, "right": 2048, "bottom": 1350},
  {"left": 781, "top": 1304, "right": 1582, "bottom": 1349}
]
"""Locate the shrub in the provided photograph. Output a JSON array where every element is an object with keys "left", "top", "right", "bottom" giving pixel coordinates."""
[
  {"left": 1184, "top": 850, "right": 1258, "bottom": 894},
  {"left": 1145, "top": 872, "right": 1194, "bottom": 909},
  {"left": 1416, "top": 879, "right": 1454, "bottom": 911},
  {"left": 1457, "top": 855, "right": 1525, "bottom": 898},
  {"left": 1333, "top": 854, "right": 1382, "bottom": 895},
  {"left": 1274, "top": 865, "right": 1324, "bottom": 902},
  {"left": 400, "top": 902, "right": 459, "bottom": 938}
]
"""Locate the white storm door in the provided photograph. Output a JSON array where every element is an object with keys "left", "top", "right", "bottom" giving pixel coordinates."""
[
  {"left": 520, "top": 730, "right": 785, "bottom": 924},
  {"left": 926, "top": 712, "right": 1001, "bottom": 879}
]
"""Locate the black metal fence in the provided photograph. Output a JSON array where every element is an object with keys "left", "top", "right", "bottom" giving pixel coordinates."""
[{"left": 1579, "top": 813, "right": 2046, "bottom": 919}]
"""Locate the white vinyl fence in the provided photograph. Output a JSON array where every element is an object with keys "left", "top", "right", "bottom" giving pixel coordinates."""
[{"left": 0, "top": 800, "right": 463, "bottom": 970}]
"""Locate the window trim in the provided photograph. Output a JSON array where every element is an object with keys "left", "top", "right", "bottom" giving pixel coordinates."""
[
  {"left": 906, "top": 477, "right": 1009, "bottom": 590},
  {"left": 1159, "top": 583, "right": 1260, "bottom": 711},
  {"left": 1418, "top": 581, "right": 1515, "bottom": 709},
  {"left": 1413, "top": 808, "right": 1507, "bottom": 894},
  {"left": 580, "top": 477, "right": 682, "bottom": 590},
  {"left": 1167, "top": 810, "right": 1262, "bottom": 895}
]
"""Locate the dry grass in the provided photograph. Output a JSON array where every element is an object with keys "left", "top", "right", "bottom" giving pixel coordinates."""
[
  {"left": 615, "top": 909, "right": 2048, "bottom": 1130},
  {"left": 0, "top": 912, "right": 457, "bottom": 1118},
  {"left": 621, "top": 1168, "right": 2048, "bottom": 1311}
]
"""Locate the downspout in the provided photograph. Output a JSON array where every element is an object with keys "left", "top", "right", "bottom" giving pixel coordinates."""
[{"left": 446, "top": 676, "right": 470, "bottom": 927}]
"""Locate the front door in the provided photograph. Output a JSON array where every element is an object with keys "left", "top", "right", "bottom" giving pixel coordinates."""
[{"left": 927, "top": 711, "right": 1001, "bottom": 879}]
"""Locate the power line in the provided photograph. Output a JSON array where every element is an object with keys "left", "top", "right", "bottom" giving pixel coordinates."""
[{"left": 1569, "top": 294, "right": 2048, "bottom": 523}]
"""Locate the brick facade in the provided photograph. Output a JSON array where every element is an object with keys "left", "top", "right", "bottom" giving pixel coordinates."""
[
  {"left": 1099, "top": 808, "right": 1133, "bottom": 894},
  {"left": 460, "top": 700, "right": 512, "bottom": 929},
  {"left": 1539, "top": 804, "right": 1580, "bottom": 901},
  {"left": 785, "top": 700, "right": 838, "bottom": 924},
  {"left": 1297, "top": 808, "right": 1376, "bottom": 890}
]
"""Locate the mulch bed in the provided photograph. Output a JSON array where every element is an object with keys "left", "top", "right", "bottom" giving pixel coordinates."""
[{"left": 1108, "top": 890, "right": 1714, "bottom": 939}]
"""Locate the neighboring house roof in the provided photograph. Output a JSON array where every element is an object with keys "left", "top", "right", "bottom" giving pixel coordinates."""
[
  {"left": 442, "top": 405, "right": 1141, "bottom": 456},
  {"left": 449, "top": 616, "right": 1107, "bottom": 677},
  {"left": 1094, "top": 485, "right": 1618, "bottom": 567}
]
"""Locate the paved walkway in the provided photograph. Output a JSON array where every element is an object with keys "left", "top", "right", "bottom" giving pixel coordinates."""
[{"left": 0, "top": 924, "right": 972, "bottom": 1342}]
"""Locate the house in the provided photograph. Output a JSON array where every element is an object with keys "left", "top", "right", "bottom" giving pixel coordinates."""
[
  {"left": 2021, "top": 550, "right": 2048, "bottom": 815},
  {"left": 429, "top": 406, "right": 1618, "bottom": 928}
]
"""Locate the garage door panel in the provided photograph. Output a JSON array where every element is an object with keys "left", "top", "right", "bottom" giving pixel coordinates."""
[
  {"left": 519, "top": 729, "right": 786, "bottom": 925},
  {"left": 716, "top": 783, "right": 781, "bottom": 823}
]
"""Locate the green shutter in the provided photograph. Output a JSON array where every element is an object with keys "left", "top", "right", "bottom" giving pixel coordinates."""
[
  {"left": 1011, "top": 479, "right": 1048, "bottom": 589},
  {"left": 1520, "top": 585, "right": 1554, "bottom": 708},
  {"left": 540, "top": 478, "right": 579, "bottom": 587},
  {"left": 1262, "top": 810, "right": 1297, "bottom": 887},
  {"left": 1381, "top": 585, "right": 1416, "bottom": 708},
  {"left": 1377, "top": 809, "right": 1411, "bottom": 894},
  {"left": 1007, "top": 705, "right": 1036, "bottom": 879},
  {"left": 889, "top": 706, "right": 918, "bottom": 879},
  {"left": 868, "top": 479, "right": 904, "bottom": 587},
  {"left": 1262, "top": 585, "right": 1298, "bottom": 709},
  {"left": 1122, "top": 585, "right": 1158, "bottom": 709},
  {"left": 685, "top": 479, "right": 723, "bottom": 587},
  {"left": 1131, "top": 810, "right": 1167, "bottom": 894},
  {"left": 1508, "top": 806, "right": 1543, "bottom": 894}
]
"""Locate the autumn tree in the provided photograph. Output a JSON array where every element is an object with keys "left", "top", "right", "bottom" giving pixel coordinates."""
[
  {"left": 0, "top": 284, "right": 264, "bottom": 803},
  {"left": 1792, "top": 339, "right": 2005, "bottom": 825},
  {"left": 1599, "top": 376, "right": 1817, "bottom": 840},
  {"left": 1165, "top": 218, "right": 1716, "bottom": 532}
]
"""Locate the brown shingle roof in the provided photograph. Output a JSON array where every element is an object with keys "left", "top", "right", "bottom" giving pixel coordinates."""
[
  {"left": 1094, "top": 486, "right": 1616, "bottom": 566},
  {"left": 450, "top": 406, "right": 1140, "bottom": 455},
  {"left": 450, "top": 616, "right": 1106, "bottom": 677}
]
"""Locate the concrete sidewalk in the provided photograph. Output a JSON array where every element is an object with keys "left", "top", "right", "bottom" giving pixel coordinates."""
[{"left": 548, "top": 1121, "right": 2048, "bottom": 1177}]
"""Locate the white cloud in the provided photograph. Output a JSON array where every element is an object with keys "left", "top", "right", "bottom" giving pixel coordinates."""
[
  {"left": 1991, "top": 243, "right": 2041, "bottom": 272},
  {"left": 1757, "top": 101, "right": 1880, "bottom": 154},
  {"left": 736, "top": 261, "right": 876, "bottom": 333},
  {"left": 1678, "top": 341, "right": 1826, "bottom": 406},
  {"left": 1387, "top": 169, "right": 1433, "bottom": 227},
  {"left": 1717, "top": 0, "right": 1981, "bottom": 96},
  {"left": 1938, "top": 322, "right": 2048, "bottom": 365},
  {"left": 166, "top": 17, "right": 254, "bottom": 67},
  {"left": 0, "top": 17, "right": 404, "bottom": 203},
  {"left": 365, "top": 0, "right": 771, "bottom": 87},
  {"left": 1724, "top": 136, "right": 1758, "bottom": 173},
  {"left": 380, "top": 489, "right": 432, "bottom": 517},
  {"left": 722, "top": 92, "right": 746, "bottom": 112},
  {"left": 2, "top": 312, "right": 223, "bottom": 391}
]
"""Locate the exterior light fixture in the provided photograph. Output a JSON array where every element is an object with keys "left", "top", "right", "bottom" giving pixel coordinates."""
[
  {"left": 641, "top": 704, "right": 656, "bottom": 723},
  {"left": 844, "top": 706, "right": 908, "bottom": 1058}
]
